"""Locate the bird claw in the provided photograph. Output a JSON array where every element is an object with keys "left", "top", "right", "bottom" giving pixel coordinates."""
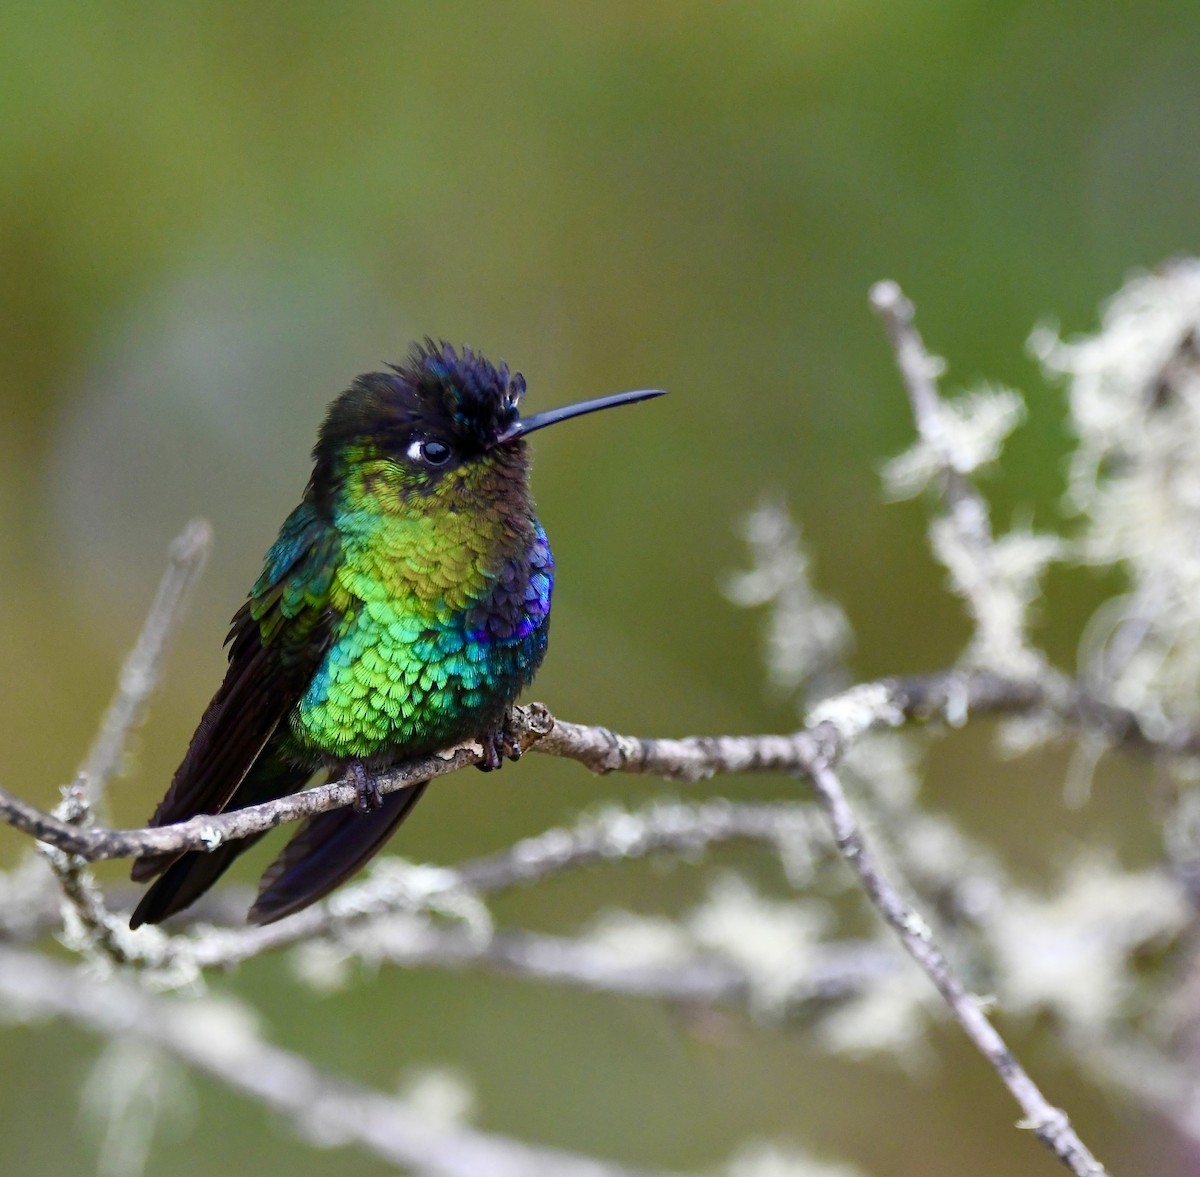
[
  {"left": 476, "top": 715, "right": 523, "bottom": 773},
  {"left": 351, "top": 761, "right": 383, "bottom": 812}
]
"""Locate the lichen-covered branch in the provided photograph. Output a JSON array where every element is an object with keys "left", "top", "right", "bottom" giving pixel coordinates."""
[
  {"left": 295, "top": 924, "right": 899, "bottom": 1012},
  {"left": 170, "top": 800, "right": 830, "bottom": 969},
  {"left": 873, "top": 279, "right": 1062, "bottom": 676},
  {"left": 0, "top": 945, "right": 669, "bottom": 1177},
  {"left": 12, "top": 273, "right": 1200, "bottom": 1177}
]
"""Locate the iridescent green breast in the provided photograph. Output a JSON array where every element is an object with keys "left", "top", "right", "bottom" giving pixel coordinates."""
[{"left": 286, "top": 501, "right": 553, "bottom": 763}]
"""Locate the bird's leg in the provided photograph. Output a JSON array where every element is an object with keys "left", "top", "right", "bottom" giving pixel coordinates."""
[
  {"left": 351, "top": 760, "right": 383, "bottom": 813},
  {"left": 476, "top": 708, "right": 523, "bottom": 773}
]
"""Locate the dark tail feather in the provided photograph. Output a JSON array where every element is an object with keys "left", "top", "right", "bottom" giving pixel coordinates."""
[
  {"left": 128, "top": 749, "right": 315, "bottom": 928},
  {"left": 248, "top": 782, "right": 429, "bottom": 925},
  {"left": 131, "top": 848, "right": 175, "bottom": 884},
  {"left": 129, "top": 835, "right": 268, "bottom": 928}
]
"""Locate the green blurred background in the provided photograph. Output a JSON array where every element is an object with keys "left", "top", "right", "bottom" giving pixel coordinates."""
[{"left": 2, "top": 3, "right": 1198, "bottom": 1174}]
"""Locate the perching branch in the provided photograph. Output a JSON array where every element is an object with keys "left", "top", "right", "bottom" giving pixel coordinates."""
[{"left": 2, "top": 668, "right": 1184, "bottom": 867}]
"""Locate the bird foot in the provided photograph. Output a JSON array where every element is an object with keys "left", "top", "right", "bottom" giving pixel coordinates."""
[
  {"left": 476, "top": 713, "right": 523, "bottom": 772},
  {"left": 351, "top": 761, "right": 383, "bottom": 813}
]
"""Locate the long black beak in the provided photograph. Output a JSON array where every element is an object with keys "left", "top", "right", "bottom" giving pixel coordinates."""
[{"left": 494, "top": 387, "right": 666, "bottom": 445}]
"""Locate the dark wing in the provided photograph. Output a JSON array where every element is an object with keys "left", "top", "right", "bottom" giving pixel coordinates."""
[
  {"left": 130, "top": 495, "right": 340, "bottom": 885},
  {"left": 247, "top": 782, "right": 429, "bottom": 925}
]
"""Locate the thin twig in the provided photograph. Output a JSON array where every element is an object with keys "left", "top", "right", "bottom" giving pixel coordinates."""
[
  {"left": 39, "top": 844, "right": 137, "bottom": 965},
  {"left": 805, "top": 756, "right": 1106, "bottom": 1175},
  {"left": 869, "top": 280, "right": 996, "bottom": 558},
  {"left": 37, "top": 521, "right": 212, "bottom": 966},
  {"left": 870, "top": 279, "right": 1063, "bottom": 677},
  {"left": 77, "top": 519, "right": 212, "bottom": 801}
]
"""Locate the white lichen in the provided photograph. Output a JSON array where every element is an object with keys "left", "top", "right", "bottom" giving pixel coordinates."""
[
  {"left": 818, "top": 958, "right": 937, "bottom": 1061},
  {"left": 326, "top": 857, "right": 492, "bottom": 943},
  {"left": 839, "top": 732, "right": 923, "bottom": 809},
  {"left": 878, "top": 346, "right": 1062, "bottom": 678},
  {"left": 807, "top": 684, "right": 905, "bottom": 743},
  {"left": 291, "top": 939, "right": 355, "bottom": 992},
  {"left": 1035, "top": 260, "right": 1200, "bottom": 724},
  {"left": 929, "top": 518, "right": 1062, "bottom": 676},
  {"left": 883, "top": 383, "right": 1026, "bottom": 497},
  {"left": 723, "top": 1140, "right": 869, "bottom": 1177},
  {"left": 585, "top": 910, "right": 696, "bottom": 967},
  {"left": 586, "top": 874, "right": 843, "bottom": 1018},
  {"left": 724, "top": 499, "right": 852, "bottom": 701},
  {"left": 687, "top": 874, "right": 830, "bottom": 1016},
  {"left": 394, "top": 1066, "right": 476, "bottom": 1130},
  {"left": 169, "top": 995, "right": 264, "bottom": 1066},
  {"left": 988, "top": 856, "right": 1187, "bottom": 1030}
]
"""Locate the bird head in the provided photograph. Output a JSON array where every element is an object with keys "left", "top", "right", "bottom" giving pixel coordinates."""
[{"left": 312, "top": 341, "right": 663, "bottom": 514}]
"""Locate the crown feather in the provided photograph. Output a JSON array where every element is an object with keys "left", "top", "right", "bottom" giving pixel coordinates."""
[{"left": 312, "top": 341, "right": 526, "bottom": 486}]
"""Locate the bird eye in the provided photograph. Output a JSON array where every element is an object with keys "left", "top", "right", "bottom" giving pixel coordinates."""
[{"left": 406, "top": 437, "right": 452, "bottom": 467}]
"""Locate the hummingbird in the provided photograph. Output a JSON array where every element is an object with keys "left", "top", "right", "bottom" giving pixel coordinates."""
[{"left": 128, "top": 342, "right": 663, "bottom": 928}]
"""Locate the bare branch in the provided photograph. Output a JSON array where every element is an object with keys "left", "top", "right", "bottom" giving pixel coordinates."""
[
  {"left": 77, "top": 519, "right": 213, "bottom": 801},
  {"left": 805, "top": 755, "right": 1106, "bottom": 1176}
]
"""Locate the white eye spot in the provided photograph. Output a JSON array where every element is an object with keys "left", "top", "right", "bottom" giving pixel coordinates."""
[{"left": 407, "top": 437, "right": 452, "bottom": 466}]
